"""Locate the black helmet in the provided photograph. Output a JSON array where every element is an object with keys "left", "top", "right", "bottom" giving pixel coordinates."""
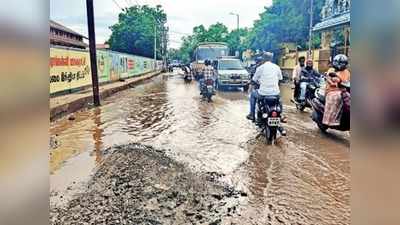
[
  {"left": 204, "top": 59, "right": 211, "bottom": 66},
  {"left": 333, "top": 54, "right": 348, "bottom": 71}
]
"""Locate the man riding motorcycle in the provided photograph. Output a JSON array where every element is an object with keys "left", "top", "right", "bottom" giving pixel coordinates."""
[
  {"left": 246, "top": 52, "right": 286, "bottom": 136},
  {"left": 199, "top": 59, "right": 216, "bottom": 94},
  {"left": 292, "top": 56, "right": 306, "bottom": 99},
  {"left": 323, "top": 54, "right": 351, "bottom": 126},
  {"left": 298, "top": 59, "right": 321, "bottom": 102}
]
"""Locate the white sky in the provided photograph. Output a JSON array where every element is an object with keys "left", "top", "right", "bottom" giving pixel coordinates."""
[{"left": 50, "top": 0, "right": 272, "bottom": 48}]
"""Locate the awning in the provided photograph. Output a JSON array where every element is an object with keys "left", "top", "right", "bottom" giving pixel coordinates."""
[{"left": 313, "top": 12, "right": 350, "bottom": 32}]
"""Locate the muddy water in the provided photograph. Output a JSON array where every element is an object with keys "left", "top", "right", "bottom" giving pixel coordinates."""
[{"left": 50, "top": 71, "right": 350, "bottom": 224}]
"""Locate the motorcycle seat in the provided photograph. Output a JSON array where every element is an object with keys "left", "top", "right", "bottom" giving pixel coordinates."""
[{"left": 258, "top": 96, "right": 281, "bottom": 111}]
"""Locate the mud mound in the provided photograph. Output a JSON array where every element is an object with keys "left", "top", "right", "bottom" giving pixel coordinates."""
[{"left": 50, "top": 144, "right": 247, "bottom": 225}]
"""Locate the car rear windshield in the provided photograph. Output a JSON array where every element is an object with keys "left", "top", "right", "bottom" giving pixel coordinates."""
[{"left": 218, "top": 60, "right": 244, "bottom": 70}]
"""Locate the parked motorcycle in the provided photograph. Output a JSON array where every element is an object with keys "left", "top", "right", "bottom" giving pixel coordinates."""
[
  {"left": 201, "top": 79, "right": 215, "bottom": 102},
  {"left": 255, "top": 95, "right": 283, "bottom": 145},
  {"left": 310, "top": 81, "right": 350, "bottom": 132}
]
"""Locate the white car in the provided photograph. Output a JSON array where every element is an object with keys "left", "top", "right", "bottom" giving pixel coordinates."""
[{"left": 215, "top": 58, "right": 250, "bottom": 91}]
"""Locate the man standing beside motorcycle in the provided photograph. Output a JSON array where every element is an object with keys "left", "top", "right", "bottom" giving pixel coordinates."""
[
  {"left": 323, "top": 54, "right": 351, "bottom": 126},
  {"left": 298, "top": 59, "right": 321, "bottom": 102},
  {"left": 292, "top": 56, "right": 306, "bottom": 100},
  {"left": 246, "top": 52, "right": 287, "bottom": 135}
]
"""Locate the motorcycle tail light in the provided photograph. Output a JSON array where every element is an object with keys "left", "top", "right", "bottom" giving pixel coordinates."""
[
  {"left": 271, "top": 111, "right": 278, "bottom": 117},
  {"left": 205, "top": 80, "right": 213, "bottom": 85}
]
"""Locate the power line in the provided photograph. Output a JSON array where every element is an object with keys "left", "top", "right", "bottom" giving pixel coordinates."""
[
  {"left": 169, "top": 39, "right": 184, "bottom": 43},
  {"left": 169, "top": 30, "right": 191, "bottom": 36}
]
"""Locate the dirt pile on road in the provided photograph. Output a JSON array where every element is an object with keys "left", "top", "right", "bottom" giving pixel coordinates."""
[{"left": 50, "top": 144, "right": 247, "bottom": 225}]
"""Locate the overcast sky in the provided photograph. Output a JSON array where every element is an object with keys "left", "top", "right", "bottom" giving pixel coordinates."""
[{"left": 50, "top": 0, "right": 272, "bottom": 48}]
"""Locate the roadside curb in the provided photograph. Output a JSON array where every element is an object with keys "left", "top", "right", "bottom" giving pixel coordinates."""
[{"left": 50, "top": 71, "right": 163, "bottom": 121}]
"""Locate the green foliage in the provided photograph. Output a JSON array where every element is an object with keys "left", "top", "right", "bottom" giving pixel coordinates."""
[
  {"left": 108, "top": 5, "right": 167, "bottom": 58},
  {"left": 250, "top": 0, "right": 325, "bottom": 51},
  {"left": 172, "top": 0, "right": 326, "bottom": 63}
]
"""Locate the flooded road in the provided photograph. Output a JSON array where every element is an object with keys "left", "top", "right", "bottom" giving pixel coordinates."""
[{"left": 50, "top": 71, "right": 350, "bottom": 224}]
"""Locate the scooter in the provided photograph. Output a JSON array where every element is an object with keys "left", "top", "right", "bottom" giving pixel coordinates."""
[{"left": 310, "top": 81, "right": 350, "bottom": 132}]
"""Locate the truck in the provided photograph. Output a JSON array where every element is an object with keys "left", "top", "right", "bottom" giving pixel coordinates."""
[{"left": 191, "top": 42, "right": 229, "bottom": 79}]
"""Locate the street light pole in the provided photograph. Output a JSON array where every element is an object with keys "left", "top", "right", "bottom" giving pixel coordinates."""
[
  {"left": 308, "top": 0, "right": 314, "bottom": 58},
  {"left": 229, "top": 12, "right": 239, "bottom": 31},
  {"left": 86, "top": 0, "right": 100, "bottom": 106},
  {"left": 230, "top": 12, "right": 240, "bottom": 57}
]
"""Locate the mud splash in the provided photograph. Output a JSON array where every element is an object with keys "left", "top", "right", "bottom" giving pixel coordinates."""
[{"left": 50, "top": 144, "right": 248, "bottom": 225}]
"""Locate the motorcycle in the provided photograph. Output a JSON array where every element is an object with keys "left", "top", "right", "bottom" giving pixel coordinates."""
[
  {"left": 310, "top": 80, "right": 350, "bottom": 133},
  {"left": 256, "top": 96, "right": 283, "bottom": 144},
  {"left": 183, "top": 73, "right": 192, "bottom": 83},
  {"left": 201, "top": 78, "right": 215, "bottom": 102},
  {"left": 291, "top": 76, "right": 321, "bottom": 111}
]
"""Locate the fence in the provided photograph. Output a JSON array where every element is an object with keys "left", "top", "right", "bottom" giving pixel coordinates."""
[{"left": 50, "top": 46, "right": 161, "bottom": 94}]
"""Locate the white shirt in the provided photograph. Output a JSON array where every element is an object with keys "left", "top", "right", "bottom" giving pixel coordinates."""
[
  {"left": 252, "top": 61, "right": 283, "bottom": 96},
  {"left": 292, "top": 64, "right": 304, "bottom": 80}
]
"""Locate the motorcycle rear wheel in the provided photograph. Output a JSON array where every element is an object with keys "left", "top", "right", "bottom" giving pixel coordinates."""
[{"left": 265, "top": 125, "right": 276, "bottom": 145}]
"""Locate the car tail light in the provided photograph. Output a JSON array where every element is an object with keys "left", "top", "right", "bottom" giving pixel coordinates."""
[{"left": 271, "top": 111, "right": 278, "bottom": 117}]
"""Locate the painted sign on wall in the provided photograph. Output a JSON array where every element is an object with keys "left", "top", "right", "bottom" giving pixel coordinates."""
[
  {"left": 50, "top": 48, "right": 92, "bottom": 94},
  {"left": 50, "top": 47, "right": 160, "bottom": 94}
]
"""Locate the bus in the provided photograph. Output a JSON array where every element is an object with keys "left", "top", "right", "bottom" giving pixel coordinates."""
[{"left": 192, "top": 42, "right": 229, "bottom": 78}]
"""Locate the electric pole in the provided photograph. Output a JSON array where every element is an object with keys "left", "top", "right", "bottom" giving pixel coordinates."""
[
  {"left": 229, "top": 12, "right": 240, "bottom": 57},
  {"left": 86, "top": 0, "right": 100, "bottom": 106},
  {"left": 154, "top": 22, "right": 157, "bottom": 70},
  {"left": 308, "top": 0, "right": 314, "bottom": 58}
]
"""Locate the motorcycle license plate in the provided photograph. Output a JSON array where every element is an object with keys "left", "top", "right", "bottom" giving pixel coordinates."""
[
  {"left": 267, "top": 118, "right": 281, "bottom": 126},
  {"left": 207, "top": 86, "right": 213, "bottom": 92}
]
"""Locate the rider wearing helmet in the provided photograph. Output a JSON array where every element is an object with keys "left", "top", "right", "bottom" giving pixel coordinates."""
[{"left": 323, "top": 54, "right": 351, "bottom": 126}]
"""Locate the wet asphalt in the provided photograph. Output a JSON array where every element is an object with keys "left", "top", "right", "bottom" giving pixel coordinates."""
[{"left": 50, "top": 70, "right": 350, "bottom": 224}]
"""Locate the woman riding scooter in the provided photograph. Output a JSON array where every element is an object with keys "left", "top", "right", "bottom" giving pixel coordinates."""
[{"left": 323, "top": 54, "right": 351, "bottom": 126}]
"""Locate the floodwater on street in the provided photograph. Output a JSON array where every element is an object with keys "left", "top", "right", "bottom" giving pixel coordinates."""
[{"left": 50, "top": 71, "right": 350, "bottom": 224}]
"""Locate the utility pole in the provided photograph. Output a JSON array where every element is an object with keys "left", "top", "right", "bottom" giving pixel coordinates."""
[
  {"left": 308, "top": 0, "right": 314, "bottom": 58},
  {"left": 229, "top": 12, "right": 240, "bottom": 57},
  {"left": 86, "top": 0, "right": 100, "bottom": 106},
  {"left": 161, "top": 27, "right": 165, "bottom": 70},
  {"left": 154, "top": 22, "right": 157, "bottom": 70},
  {"left": 230, "top": 12, "right": 239, "bottom": 31},
  {"left": 236, "top": 14, "right": 239, "bottom": 31}
]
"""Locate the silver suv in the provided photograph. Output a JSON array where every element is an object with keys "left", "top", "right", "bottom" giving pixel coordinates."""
[{"left": 215, "top": 58, "right": 250, "bottom": 91}]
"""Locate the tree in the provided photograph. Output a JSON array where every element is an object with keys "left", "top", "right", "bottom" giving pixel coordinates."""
[
  {"left": 250, "top": 0, "right": 325, "bottom": 51},
  {"left": 108, "top": 5, "right": 167, "bottom": 58}
]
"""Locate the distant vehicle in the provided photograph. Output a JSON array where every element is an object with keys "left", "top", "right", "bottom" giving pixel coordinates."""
[
  {"left": 215, "top": 57, "right": 250, "bottom": 91},
  {"left": 192, "top": 42, "right": 229, "bottom": 79}
]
